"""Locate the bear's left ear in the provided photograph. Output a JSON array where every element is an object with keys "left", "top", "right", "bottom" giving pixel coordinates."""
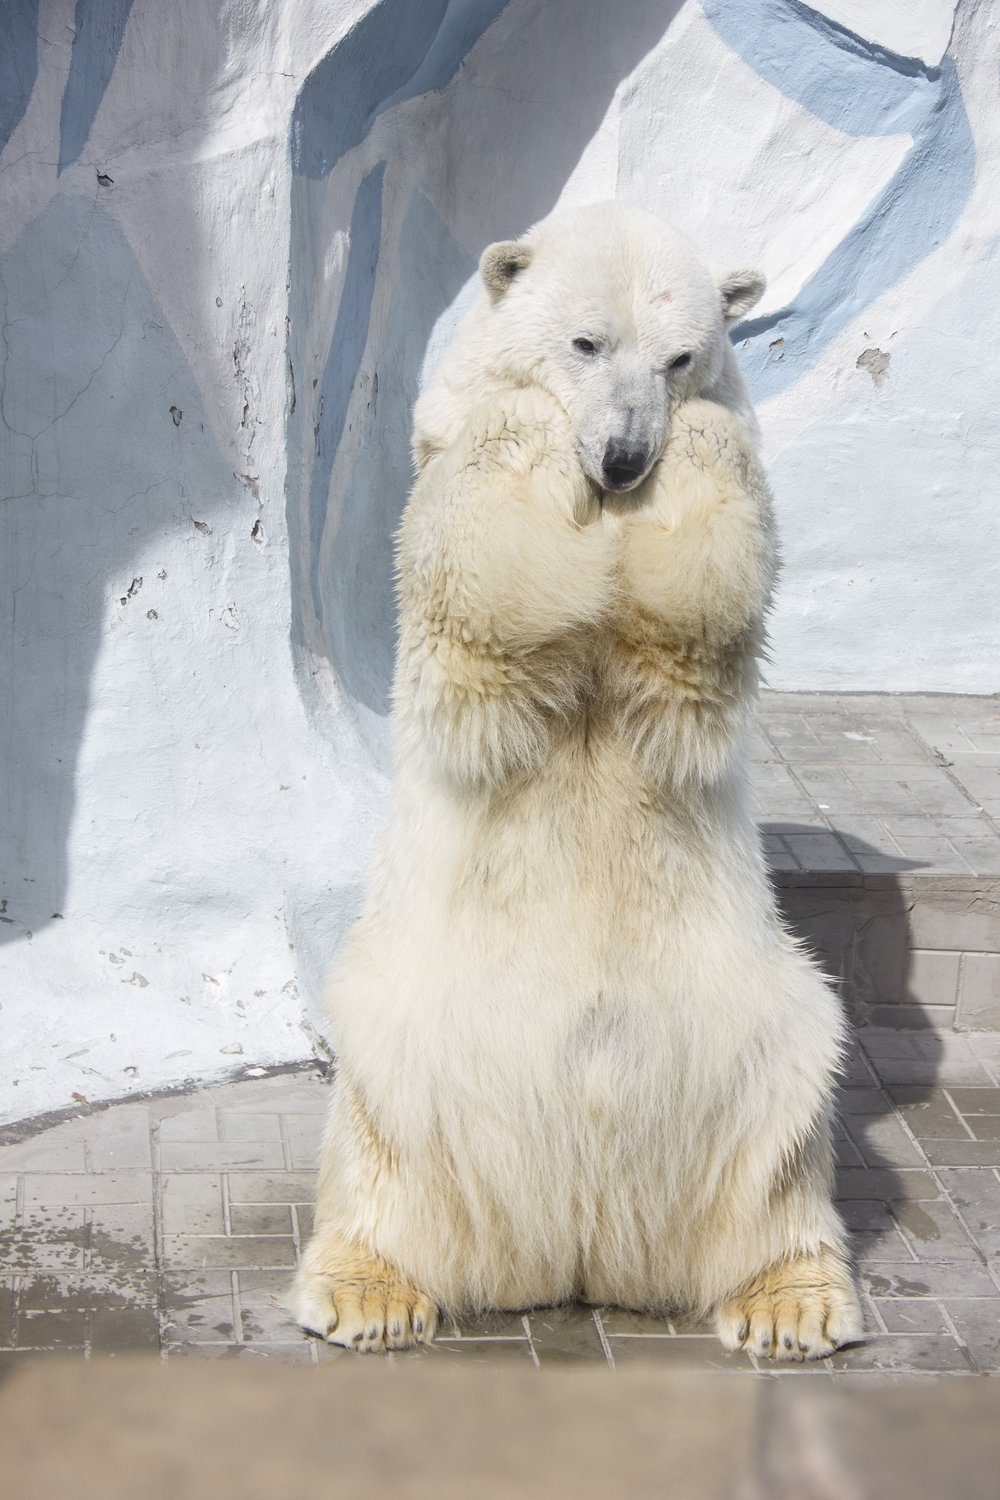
[
  {"left": 717, "top": 269, "right": 766, "bottom": 323},
  {"left": 480, "top": 240, "right": 533, "bottom": 299}
]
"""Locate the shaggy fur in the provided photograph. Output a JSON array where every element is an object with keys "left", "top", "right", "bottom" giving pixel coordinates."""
[{"left": 294, "top": 205, "right": 863, "bottom": 1360}]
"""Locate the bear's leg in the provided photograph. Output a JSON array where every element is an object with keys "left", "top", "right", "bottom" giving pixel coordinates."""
[
  {"left": 292, "top": 1079, "right": 439, "bottom": 1353},
  {"left": 706, "top": 1119, "right": 864, "bottom": 1361},
  {"left": 713, "top": 1245, "right": 863, "bottom": 1362},
  {"left": 293, "top": 1229, "right": 438, "bottom": 1354}
]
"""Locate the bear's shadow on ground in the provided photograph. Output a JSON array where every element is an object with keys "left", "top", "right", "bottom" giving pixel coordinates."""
[{"left": 764, "top": 821, "right": 943, "bottom": 1294}]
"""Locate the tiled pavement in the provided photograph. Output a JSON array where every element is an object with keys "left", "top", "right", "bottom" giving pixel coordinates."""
[
  {"left": 2, "top": 693, "right": 999, "bottom": 1377},
  {"left": 752, "top": 692, "right": 1000, "bottom": 1031},
  {"left": 753, "top": 692, "right": 1000, "bottom": 878},
  {"left": 2, "top": 1041, "right": 1000, "bottom": 1377}
]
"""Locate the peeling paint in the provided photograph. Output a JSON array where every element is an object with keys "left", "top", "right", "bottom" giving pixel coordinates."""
[{"left": 856, "top": 346, "right": 891, "bottom": 387}]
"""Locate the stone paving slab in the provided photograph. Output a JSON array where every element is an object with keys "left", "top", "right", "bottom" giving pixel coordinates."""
[
  {"left": 752, "top": 693, "right": 1000, "bottom": 1029},
  {"left": 2, "top": 1054, "right": 1000, "bottom": 1377},
  {"left": 753, "top": 693, "right": 1000, "bottom": 877}
]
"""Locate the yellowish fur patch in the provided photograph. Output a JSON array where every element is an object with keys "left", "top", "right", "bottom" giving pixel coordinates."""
[
  {"left": 715, "top": 1248, "right": 864, "bottom": 1361},
  {"left": 295, "top": 1230, "right": 438, "bottom": 1353}
]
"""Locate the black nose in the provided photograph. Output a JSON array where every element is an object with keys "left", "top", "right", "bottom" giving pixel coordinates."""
[{"left": 601, "top": 440, "right": 649, "bottom": 490}]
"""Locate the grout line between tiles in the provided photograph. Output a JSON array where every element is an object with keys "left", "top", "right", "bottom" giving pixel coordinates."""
[
  {"left": 150, "top": 1116, "right": 168, "bottom": 1361},
  {"left": 592, "top": 1307, "right": 615, "bottom": 1370},
  {"left": 941, "top": 1088, "right": 979, "bottom": 1142},
  {"left": 230, "top": 1270, "right": 244, "bottom": 1346},
  {"left": 521, "top": 1313, "right": 540, "bottom": 1369},
  {"left": 934, "top": 1299, "right": 975, "bottom": 1370},
  {"left": 278, "top": 1113, "right": 294, "bottom": 1173}
]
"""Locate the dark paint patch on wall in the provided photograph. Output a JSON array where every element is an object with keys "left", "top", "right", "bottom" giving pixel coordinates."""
[
  {"left": 290, "top": 0, "right": 511, "bottom": 180},
  {"left": 58, "top": 0, "right": 135, "bottom": 172},
  {"left": 306, "top": 161, "right": 386, "bottom": 631},
  {"left": 326, "top": 188, "right": 474, "bottom": 718},
  {"left": 0, "top": 0, "right": 40, "bottom": 155}
]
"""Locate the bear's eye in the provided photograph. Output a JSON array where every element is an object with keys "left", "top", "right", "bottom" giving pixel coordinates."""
[
  {"left": 669, "top": 352, "right": 692, "bottom": 371},
  {"left": 572, "top": 337, "right": 598, "bottom": 355}
]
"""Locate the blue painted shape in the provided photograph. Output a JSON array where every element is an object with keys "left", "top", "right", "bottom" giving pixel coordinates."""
[
  {"left": 291, "top": 0, "right": 511, "bottom": 179},
  {"left": 308, "top": 161, "right": 386, "bottom": 628},
  {"left": 326, "top": 186, "right": 475, "bottom": 716},
  {"left": 58, "top": 0, "right": 134, "bottom": 172},
  {"left": 702, "top": 0, "right": 974, "bottom": 400},
  {"left": 0, "top": 0, "right": 40, "bottom": 156}
]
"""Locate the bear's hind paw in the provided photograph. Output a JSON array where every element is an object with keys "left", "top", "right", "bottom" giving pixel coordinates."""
[
  {"left": 714, "top": 1247, "right": 864, "bottom": 1362},
  {"left": 293, "top": 1240, "right": 437, "bottom": 1353}
]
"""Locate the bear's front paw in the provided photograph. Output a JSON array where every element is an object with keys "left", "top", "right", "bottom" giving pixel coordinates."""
[
  {"left": 714, "top": 1248, "right": 864, "bottom": 1361},
  {"left": 293, "top": 1235, "right": 438, "bottom": 1353}
]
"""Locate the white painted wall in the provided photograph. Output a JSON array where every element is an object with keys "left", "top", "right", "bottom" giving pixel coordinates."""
[{"left": 2, "top": 0, "right": 997, "bottom": 1120}]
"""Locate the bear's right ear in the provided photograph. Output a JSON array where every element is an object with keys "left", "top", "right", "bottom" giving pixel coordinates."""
[
  {"left": 479, "top": 240, "right": 532, "bottom": 298},
  {"left": 717, "top": 269, "right": 767, "bottom": 324}
]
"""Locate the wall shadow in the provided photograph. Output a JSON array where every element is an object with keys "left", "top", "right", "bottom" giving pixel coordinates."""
[
  {"left": 0, "top": 192, "right": 255, "bottom": 950},
  {"left": 2, "top": 0, "right": 691, "bottom": 986},
  {"left": 2, "top": 0, "right": 689, "bottom": 969}
]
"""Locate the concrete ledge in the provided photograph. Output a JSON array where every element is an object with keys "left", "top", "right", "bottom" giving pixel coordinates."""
[{"left": 776, "top": 879, "right": 1000, "bottom": 1030}]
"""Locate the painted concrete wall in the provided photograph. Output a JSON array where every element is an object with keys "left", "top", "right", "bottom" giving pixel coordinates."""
[{"left": 2, "top": 0, "right": 997, "bottom": 1121}]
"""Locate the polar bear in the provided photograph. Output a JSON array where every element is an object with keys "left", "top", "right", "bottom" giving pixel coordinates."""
[{"left": 294, "top": 204, "right": 863, "bottom": 1360}]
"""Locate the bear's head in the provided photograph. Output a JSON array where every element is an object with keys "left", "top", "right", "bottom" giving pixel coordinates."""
[{"left": 414, "top": 204, "right": 765, "bottom": 491}]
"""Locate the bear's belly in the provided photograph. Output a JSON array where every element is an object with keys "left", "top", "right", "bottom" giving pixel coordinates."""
[{"left": 328, "top": 726, "right": 825, "bottom": 1159}]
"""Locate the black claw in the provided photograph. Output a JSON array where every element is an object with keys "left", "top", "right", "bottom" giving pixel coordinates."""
[
  {"left": 414, "top": 1316, "right": 424, "bottom": 1335},
  {"left": 390, "top": 1321, "right": 402, "bottom": 1338},
  {"left": 759, "top": 1334, "right": 770, "bottom": 1349},
  {"left": 783, "top": 1335, "right": 795, "bottom": 1350},
  {"left": 367, "top": 1325, "right": 379, "bottom": 1340},
  {"left": 737, "top": 1322, "right": 749, "bottom": 1344}
]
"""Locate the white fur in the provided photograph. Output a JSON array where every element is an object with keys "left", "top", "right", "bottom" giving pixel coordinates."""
[{"left": 295, "top": 205, "right": 861, "bottom": 1358}]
